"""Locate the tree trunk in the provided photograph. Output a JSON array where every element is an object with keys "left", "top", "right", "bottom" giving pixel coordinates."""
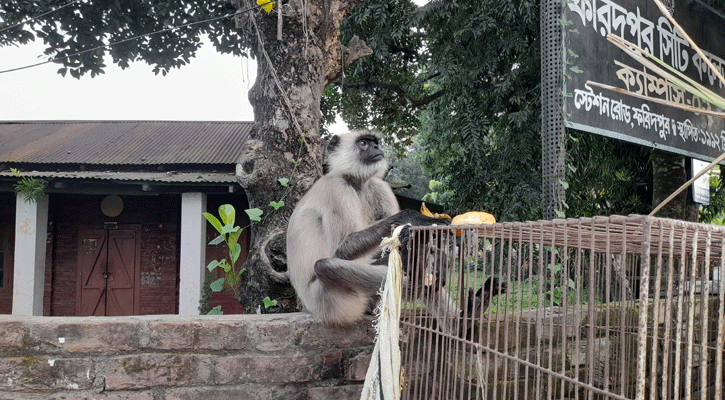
[
  {"left": 651, "top": 150, "right": 699, "bottom": 222},
  {"left": 231, "top": 0, "right": 371, "bottom": 313}
]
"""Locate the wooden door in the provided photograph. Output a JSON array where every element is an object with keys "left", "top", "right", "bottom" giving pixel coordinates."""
[{"left": 77, "top": 227, "right": 139, "bottom": 316}]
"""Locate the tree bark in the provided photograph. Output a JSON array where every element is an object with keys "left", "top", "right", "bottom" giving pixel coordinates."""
[
  {"left": 651, "top": 150, "right": 699, "bottom": 222},
  {"left": 231, "top": 0, "right": 370, "bottom": 312}
]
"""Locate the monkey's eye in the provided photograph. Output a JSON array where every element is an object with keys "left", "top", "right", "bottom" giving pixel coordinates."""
[{"left": 358, "top": 140, "right": 368, "bottom": 149}]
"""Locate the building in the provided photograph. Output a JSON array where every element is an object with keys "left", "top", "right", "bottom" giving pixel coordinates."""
[{"left": 0, "top": 121, "right": 252, "bottom": 316}]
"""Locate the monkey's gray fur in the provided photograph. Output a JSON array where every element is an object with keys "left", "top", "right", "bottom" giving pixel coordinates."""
[{"left": 286, "top": 132, "right": 448, "bottom": 326}]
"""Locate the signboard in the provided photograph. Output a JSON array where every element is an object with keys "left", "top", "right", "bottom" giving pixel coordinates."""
[
  {"left": 563, "top": 0, "right": 725, "bottom": 162},
  {"left": 691, "top": 158, "right": 711, "bottom": 204}
]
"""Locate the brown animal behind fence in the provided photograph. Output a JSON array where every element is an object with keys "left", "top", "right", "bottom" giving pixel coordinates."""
[{"left": 400, "top": 215, "right": 725, "bottom": 400}]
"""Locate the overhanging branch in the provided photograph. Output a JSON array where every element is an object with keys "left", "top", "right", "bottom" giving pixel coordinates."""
[{"left": 334, "top": 79, "right": 446, "bottom": 108}]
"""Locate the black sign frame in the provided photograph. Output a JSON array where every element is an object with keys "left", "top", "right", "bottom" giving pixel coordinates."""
[{"left": 563, "top": 0, "right": 725, "bottom": 161}]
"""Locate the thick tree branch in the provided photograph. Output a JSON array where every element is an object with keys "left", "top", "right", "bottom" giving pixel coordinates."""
[
  {"left": 333, "top": 79, "right": 446, "bottom": 108},
  {"left": 325, "top": 35, "right": 372, "bottom": 85}
]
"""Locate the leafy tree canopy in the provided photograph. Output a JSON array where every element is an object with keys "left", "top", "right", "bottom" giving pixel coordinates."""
[
  {"left": 335, "top": 0, "right": 543, "bottom": 221},
  {"left": 0, "top": 0, "right": 243, "bottom": 78}
]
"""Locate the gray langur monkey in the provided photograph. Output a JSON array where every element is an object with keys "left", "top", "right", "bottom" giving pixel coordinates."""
[{"left": 286, "top": 132, "right": 450, "bottom": 326}]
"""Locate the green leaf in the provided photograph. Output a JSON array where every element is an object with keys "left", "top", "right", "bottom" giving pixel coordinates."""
[
  {"left": 555, "top": 210, "right": 566, "bottom": 218},
  {"left": 209, "top": 235, "right": 225, "bottom": 246},
  {"left": 206, "top": 305, "right": 224, "bottom": 315},
  {"left": 269, "top": 200, "right": 285, "bottom": 210},
  {"left": 568, "top": 278, "right": 576, "bottom": 289},
  {"left": 245, "top": 208, "right": 263, "bottom": 222},
  {"left": 221, "top": 224, "right": 240, "bottom": 235},
  {"left": 551, "top": 263, "right": 562, "bottom": 275},
  {"left": 278, "top": 178, "right": 289, "bottom": 187},
  {"left": 210, "top": 278, "right": 225, "bottom": 292},
  {"left": 206, "top": 259, "right": 220, "bottom": 272},
  {"left": 218, "top": 204, "right": 236, "bottom": 226},
  {"left": 203, "top": 212, "right": 223, "bottom": 234},
  {"left": 558, "top": 179, "right": 569, "bottom": 190},
  {"left": 569, "top": 65, "right": 583, "bottom": 74},
  {"left": 228, "top": 228, "right": 243, "bottom": 248},
  {"left": 263, "top": 296, "right": 278, "bottom": 308},
  {"left": 238, "top": 267, "right": 246, "bottom": 277},
  {"left": 230, "top": 243, "right": 241, "bottom": 265},
  {"left": 219, "top": 260, "right": 232, "bottom": 273}
]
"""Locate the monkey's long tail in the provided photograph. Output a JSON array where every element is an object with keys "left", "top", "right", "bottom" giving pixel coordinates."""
[{"left": 360, "top": 224, "right": 407, "bottom": 400}]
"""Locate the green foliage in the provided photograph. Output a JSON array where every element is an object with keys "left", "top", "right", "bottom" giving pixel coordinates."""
[
  {"left": 700, "top": 166, "right": 725, "bottom": 224},
  {"left": 11, "top": 168, "right": 47, "bottom": 203},
  {"left": 263, "top": 296, "right": 278, "bottom": 309},
  {"left": 564, "top": 132, "right": 652, "bottom": 217},
  {"left": 417, "top": 0, "right": 542, "bottom": 221},
  {"left": 383, "top": 139, "right": 434, "bottom": 200},
  {"left": 335, "top": 0, "right": 660, "bottom": 221},
  {"left": 245, "top": 208, "right": 263, "bottom": 222},
  {"left": 0, "top": 0, "right": 244, "bottom": 78},
  {"left": 543, "top": 262, "right": 576, "bottom": 307},
  {"left": 203, "top": 204, "right": 246, "bottom": 297},
  {"left": 333, "top": 0, "right": 429, "bottom": 149}
]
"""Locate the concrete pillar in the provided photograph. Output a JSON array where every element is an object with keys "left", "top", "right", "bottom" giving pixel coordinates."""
[
  {"left": 12, "top": 194, "right": 49, "bottom": 316},
  {"left": 178, "top": 192, "right": 207, "bottom": 315}
]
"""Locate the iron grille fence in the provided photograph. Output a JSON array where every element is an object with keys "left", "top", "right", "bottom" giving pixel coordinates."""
[{"left": 400, "top": 215, "right": 725, "bottom": 400}]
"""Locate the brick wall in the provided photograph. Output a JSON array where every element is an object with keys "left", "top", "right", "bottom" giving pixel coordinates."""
[{"left": 0, "top": 313, "right": 375, "bottom": 400}]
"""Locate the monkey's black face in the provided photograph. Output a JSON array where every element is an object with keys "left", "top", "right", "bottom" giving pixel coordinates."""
[{"left": 357, "top": 135, "right": 384, "bottom": 165}]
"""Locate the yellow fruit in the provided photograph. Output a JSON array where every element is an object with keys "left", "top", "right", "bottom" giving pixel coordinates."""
[
  {"left": 257, "top": 0, "right": 274, "bottom": 13},
  {"left": 420, "top": 202, "right": 452, "bottom": 220},
  {"left": 451, "top": 211, "right": 496, "bottom": 226},
  {"left": 451, "top": 211, "right": 495, "bottom": 236}
]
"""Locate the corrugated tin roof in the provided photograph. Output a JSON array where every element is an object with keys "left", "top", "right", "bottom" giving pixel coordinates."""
[
  {"left": 0, "top": 170, "right": 238, "bottom": 184},
  {"left": 0, "top": 121, "right": 253, "bottom": 165}
]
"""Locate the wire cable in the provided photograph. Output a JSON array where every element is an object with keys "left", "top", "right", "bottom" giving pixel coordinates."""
[
  {"left": 0, "top": 1, "right": 271, "bottom": 75},
  {"left": 0, "top": 0, "right": 83, "bottom": 34}
]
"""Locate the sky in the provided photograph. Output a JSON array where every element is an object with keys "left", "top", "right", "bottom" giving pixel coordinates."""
[{"left": 0, "top": 39, "right": 256, "bottom": 121}]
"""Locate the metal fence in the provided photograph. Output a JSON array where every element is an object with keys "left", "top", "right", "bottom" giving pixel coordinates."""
[{"left": 400, "top": 215, "right": 725, "bottom": 400}]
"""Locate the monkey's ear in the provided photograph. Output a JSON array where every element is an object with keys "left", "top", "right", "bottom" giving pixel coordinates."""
[{"left": 327, "top": 135, "right": 341, "bottom": 153}]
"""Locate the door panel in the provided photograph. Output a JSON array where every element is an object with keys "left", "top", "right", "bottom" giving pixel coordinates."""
[
  {"left": 77, "top": 230, "right": 108, "bottom": 316},
  {"left": 106, "top": 229, "right": 137, "bottom": 316},
  {"left": 77, "top": 227, "right": 139, "bottom": 316}
]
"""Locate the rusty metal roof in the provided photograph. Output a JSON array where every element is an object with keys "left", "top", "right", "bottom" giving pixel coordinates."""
[
  {"left": 0, "top": 121, "right": 253, "bottom": 165},
  {"left": 0, "top": 170, "right": 238, "bottom": 184}
]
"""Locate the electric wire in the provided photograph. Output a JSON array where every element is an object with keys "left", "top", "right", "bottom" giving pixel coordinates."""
[
  {"left": 0, "top": 1, "right": 271, "bottom": 75},
  {"left": 0, "top": 0, "right": 83, "bottom": 34}
]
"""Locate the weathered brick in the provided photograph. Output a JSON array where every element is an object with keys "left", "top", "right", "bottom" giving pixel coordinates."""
[
  {"left": 347, "top": 352, "right": 371, "bottom": 381},
  {"left": 165, "top": 385, "right": 303, "bottom": 400},
  {"left": 308, "top": 384, "right": 363, "bottom": 400},
  {"left": 48, "top": 393, "right": 154, "bottom": 400},
  {"left": 30, "top": 319, "right": 140, "bottom": 352},
  {"left": 254, "top": 319, "right": 292, "bottom": 351},
  {"left": 215, "top": 355, "right": 314, "bottom": 384},
  {"left": 0, "top": 356, "right": 94, "bottom": 391},
  {"left": 146, "top": 319, "right": 247, "bottom": 350},
  {"left": 0, "top": 320, "right": 26, "bottom": 347},
  {"left": 296, "top": 317, "right": 375, "bottom": 348},
  {"left": 320, "top": 351, "right": 344, "bottom": 379},
  {"left": 106, "top": 354, "right": 212, "bottom": 390}
]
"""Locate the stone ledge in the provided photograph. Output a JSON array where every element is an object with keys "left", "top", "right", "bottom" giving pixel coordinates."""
[{"left": 0, "top": 313, "right": 375, "bottom": 400}]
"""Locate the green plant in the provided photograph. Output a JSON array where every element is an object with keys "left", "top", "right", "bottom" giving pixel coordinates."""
[
  {"left": 202, "top": 204, "right": 281, "bottom": 315},
  {"left": 11, "top": 168, "right": 47, "bottom": 203},
  {"left": 204, "top": 204, "right": 246, "bottom": 296},
  {"left": 544, "top": 262, "right": 575, "bottom": 307}
]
